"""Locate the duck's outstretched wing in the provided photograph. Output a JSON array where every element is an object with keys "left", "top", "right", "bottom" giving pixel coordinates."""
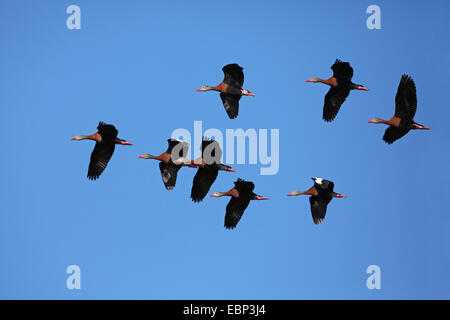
[
  {"left": 159, "top": 162, "right": 182, "bottom": 190},
  {"left": 331, "top": 59, "right": 353, "bottom": 83},
  {"left": 323, "top": 86, "right": 350, "bottom": 122},
  {"left": 166, "top": 139, "right": 189, "bottom": 160},
  {"left": 383, "top": 126, "right": 410, "bottom": 144},
  {"left": 225, "top": 196, "right": 251, "bottom": 229},
  {"left": 87, "top": 141, "right": 115, "bottom": 180},
  {"left": 201, "top": 138, "right": 222, "bottom": 163},
  {"left": 220, "top": 93, "right": 241, "bottom": 119},
  {"left": 309, "top": 196, "right": 331, "bottom": 225},
  {"left": 222, "top": 64, "right": 244, "bottom": 88},
  {"left": 97, "top": 121, "right": 118, "bottom": 139},
  {"left": 395, "top": 74, "right": 417, "bottom": 121},
  {"left": 191, "top": 167, "right": 218, "bottom": 203}
]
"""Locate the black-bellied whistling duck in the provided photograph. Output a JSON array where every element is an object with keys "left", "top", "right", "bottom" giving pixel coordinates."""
[
  {"left": 306, "top": 59, "right": 368, "bottom": 122},
  {"left": 138, "top": 139, "right": 191, "bottom": 190},
  {"left": 71, "top": 122, "right": 132, "bottom": 180},
  {"left": 209, "top": 178, "right": 268, "bottom": 229},
  {"left": 196, "top": 64, "right": 254, "bottom": 119},
  {"left": 288, "top": 178, "right": 346, "bottom": 225},
  {"left": 368, "top": 74, "right": 430, "bottom": 144},
  {"left": 175, "top": 138, "right": 234, "bottom": 202}
]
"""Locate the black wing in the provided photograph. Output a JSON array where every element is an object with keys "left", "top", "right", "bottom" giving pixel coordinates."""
[
  {"left": 323, "top": 86, "right": 351, "bottom": 122},
  {"left": 191, "top": 167, "right": 219, "bottom": 203},
  {"left": 331, "top": 59, "right": 353, "bottom": 83},
  {"left": 383, "top": 126, "right": 410, "bottom": 144},
  {"left": 394, "top": 74, "right": 417, "bottom": 120},
  {"left": 87, "top": 141, "right": 115, "bottom": 180},
  {"left": 201, "top": 138, "right": 222, "bottom": 164},
  {"left": 224, "top": 178, "right": 255, "bottom": 229},
  {"left": 225, "top": 196, "right": 251, "bottom": 229},
  {"left": 309, "top": 196, "right": 331, "bottom": 225},
  {"left": 97, "top": 122, "right": 118, "bottom": 139},
  {"left": 222, "top": 64, "right": 244, "bottom": 88},
  {"left": 234, "top": 178, "right": 255, "bottom": 194},
  {"left": 159, "top": 162, "right": 182, "bottom": 190},
  {"left": 220, "top": 93, "right": 241, "bottom": 119},
  {"left": 166, "top": 139, "right": 189, "bottom": 160}
]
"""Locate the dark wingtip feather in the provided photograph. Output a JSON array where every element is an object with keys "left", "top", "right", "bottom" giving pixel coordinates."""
[
  {"left": 401, "top": 74, "right": 412, "bottom": 81},
  {"left": 314, "top": 218, "right": 324, "bottom": 225},
  {"left": 191, "top": 195, "right": 204, "bottom": 203},
  {"left": 400, "top": 74, "right": 415, "bottom": 87},
  {"left": 323, "top": 113, "right": 336, "bottom": 122}
]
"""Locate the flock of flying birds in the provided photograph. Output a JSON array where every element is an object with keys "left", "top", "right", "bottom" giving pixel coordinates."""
[{"left": 71, "top": 60, "right": 430, "bottom": 229}]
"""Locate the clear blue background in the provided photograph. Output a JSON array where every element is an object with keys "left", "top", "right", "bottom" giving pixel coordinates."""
[{"left": 1, "top": 0, "right": 449, "bottom": 299}]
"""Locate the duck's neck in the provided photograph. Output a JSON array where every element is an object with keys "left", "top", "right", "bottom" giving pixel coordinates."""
[
  {"left": 175, "top": 157, "right": 198, "bottom": 168},
  {"left": 288, "top": 190, "right": 307, "bottom": 196},
  {"left": 146, "top": 154, "right": 162, "bottom": 160},
  {"left": 204, "top": 86, "right": 219, "bottom": 92},
  {"left": 73, "top": 133, "right": 101, "bottom": 142},
  {"left": 369, "top": 118, "right": 389, "bottom": 125},
  {"left": 214, "top": 191, "right": 231, "bottom": 197},
  {"left": 307, "top": 77, "right": 338, "bottom": 87}
]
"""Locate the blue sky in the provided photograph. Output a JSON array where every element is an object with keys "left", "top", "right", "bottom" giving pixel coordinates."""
[{"left": 0, "top": 0, "right": 449, "bottom": 299}]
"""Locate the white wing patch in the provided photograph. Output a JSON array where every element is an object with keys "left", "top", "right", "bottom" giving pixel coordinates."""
[{"left": 313, "top": 177, "right": 324, "bottom": 185}]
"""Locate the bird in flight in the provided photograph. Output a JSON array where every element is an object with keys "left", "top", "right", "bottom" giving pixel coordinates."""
[
  {"left": 71, "top": 122, "right": 132, "bottom": 180},
  {"left": 209, "top": 178, "right": 268, "bottom": 229},
  {"left": 196, "top": 63, "right": 254, "bottom": 119},
  {"left": 368, "top": 74, "right": 429, "bottom": 144},
  {"left": 138, "top": 139, "right": 192, "bottom": 190},
  {"left": 306, "top": 59, "right": 368, "bottom": 122},
  {"left": 175, "top": 137, "right": 234, "bottom": 203},
  {"left": 288, "top": 177, "right": 346, "bottom": 225}
]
